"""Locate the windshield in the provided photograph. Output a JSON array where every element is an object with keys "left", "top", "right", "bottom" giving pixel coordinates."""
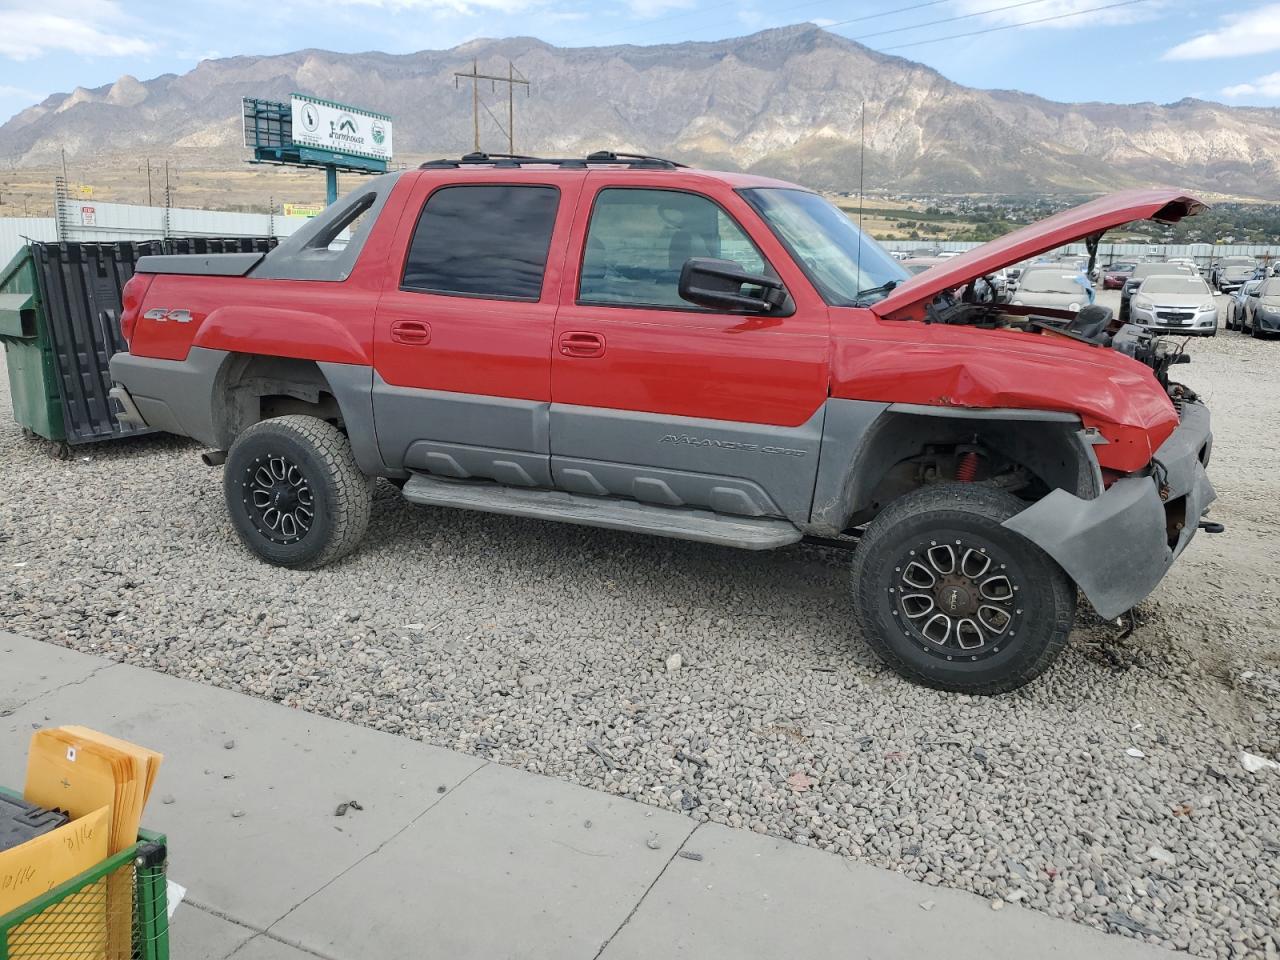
[
  {"left": 1261, "top": 278, "right": 1280, "bottom": 296},
  {"left": 1019, "top": 270, "right": 1084, "bottom": 294},
  {"left": 1141, "top": 276, "right": 1210, "bottom": 295},
  {"left": 741, "top": 188, "right": 908, "bottom": 305}
]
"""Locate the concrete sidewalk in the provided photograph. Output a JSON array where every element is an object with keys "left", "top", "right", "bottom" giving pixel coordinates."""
[{"left": 0, "top": 632, "right": 1177, "bottom": 960}]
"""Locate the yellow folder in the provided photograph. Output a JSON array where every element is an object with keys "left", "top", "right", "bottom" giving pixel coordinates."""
[
  {"left": 0, "top": 803, "right": 110, "bottom": 913},
  {"left": 23, "top": 728, "right": 163, "bottom": 856},
  {"left": 19, "top": 728, "right": 164, "bottom": 960}
]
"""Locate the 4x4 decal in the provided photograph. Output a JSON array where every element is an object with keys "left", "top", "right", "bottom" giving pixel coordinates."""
[{"left": 142, "top": 308, "right": 193, "bottom": 323}]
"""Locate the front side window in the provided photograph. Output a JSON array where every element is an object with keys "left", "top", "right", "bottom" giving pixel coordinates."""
[
  {"left": 403, "top": 184, "right": 559, "bottom": 300},
  {"left": 741, "top": 188, "right": 907, "bottom": 306},
  {"left": 579, "top": 188, "right": 767, "bottom": 309}
]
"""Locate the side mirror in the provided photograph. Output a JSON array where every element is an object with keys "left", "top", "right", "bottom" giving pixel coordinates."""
[{"left": 678, "top": 258, "right": 788, "bottom": 313}]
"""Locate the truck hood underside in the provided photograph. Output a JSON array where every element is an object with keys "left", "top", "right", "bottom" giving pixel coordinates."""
[{"left": 872, "top": 188, "right": 1207, "bottom": 321}]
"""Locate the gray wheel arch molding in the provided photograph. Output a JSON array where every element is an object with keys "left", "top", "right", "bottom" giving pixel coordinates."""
[
  {"left": 807, "top": 400, "right": 1102, "bottom": 537},
  {"left": 109, "top": 348, "right": 388, "bottom": 476}
]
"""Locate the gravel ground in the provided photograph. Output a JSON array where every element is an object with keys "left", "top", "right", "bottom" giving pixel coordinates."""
[{"left": 2, "top": 294, "right": 1278, "bottom": 958}]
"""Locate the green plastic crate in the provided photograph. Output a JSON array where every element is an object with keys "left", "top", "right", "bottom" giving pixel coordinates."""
[{"left": 0, "top": 789, "right": 168, "bottom": 960}]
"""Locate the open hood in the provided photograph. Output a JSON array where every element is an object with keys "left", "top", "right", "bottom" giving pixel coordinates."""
[{"left": 872, "top": 188, "right": 1207, "bottom": 319}]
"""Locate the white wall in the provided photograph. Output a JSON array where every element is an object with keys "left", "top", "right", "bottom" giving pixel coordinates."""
[{"left": 0, "top": 217, "right": 58, "bottom": 268}]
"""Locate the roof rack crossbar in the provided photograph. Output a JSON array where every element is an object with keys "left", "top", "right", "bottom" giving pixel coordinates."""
[{"left": 419, "top": 151, "right": 685, "bottom": 170}]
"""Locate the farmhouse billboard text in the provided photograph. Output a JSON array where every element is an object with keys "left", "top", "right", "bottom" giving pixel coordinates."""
[{"left": 289, "top": 95, "right": 393, "bottom": 163}]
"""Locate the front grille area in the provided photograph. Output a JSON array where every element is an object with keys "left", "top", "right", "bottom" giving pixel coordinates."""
[{"left": 1155, "top": 310, "right": 1195, "bottom": 323}]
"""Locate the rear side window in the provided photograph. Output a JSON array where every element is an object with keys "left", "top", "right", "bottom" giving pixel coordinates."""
[
  {"left": 579, "top": 188, "right": 766, "bottom": 309},
  {"left": 403, "top": 185, "right": 559, "bottom": 300}
]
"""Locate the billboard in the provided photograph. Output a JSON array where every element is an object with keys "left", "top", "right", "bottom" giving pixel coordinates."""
[
  {"left": 283, "top": 202, "right": 325, "bottom": 218},
  {"left": 289, "top": 94, "right": 393, "bottom": 163}
]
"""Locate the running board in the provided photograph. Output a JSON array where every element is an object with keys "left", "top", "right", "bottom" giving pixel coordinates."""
[{"left": 401, "top": 474, "right": 803, "bottom": 550}]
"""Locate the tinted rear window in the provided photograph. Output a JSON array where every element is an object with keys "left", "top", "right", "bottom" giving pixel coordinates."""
[{"left": 403, "top": 185, "right": 560, "bottom": 300}]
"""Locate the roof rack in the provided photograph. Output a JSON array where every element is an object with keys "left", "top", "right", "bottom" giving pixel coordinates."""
[{"left": 419, "top": 150, "right": 686, "bottom": 170}]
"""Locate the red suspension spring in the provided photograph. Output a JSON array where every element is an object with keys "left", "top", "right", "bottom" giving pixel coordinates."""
[{"left": 956, "top": 452, "right": 979, "bottom": 483}]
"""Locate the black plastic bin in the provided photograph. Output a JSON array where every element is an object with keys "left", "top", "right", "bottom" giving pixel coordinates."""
[
  {"left": 0, "top": 791, "right": 69, "bottom": 853},
  {"left": 4, "top": 237, "right": 276, "bottom": 446}
]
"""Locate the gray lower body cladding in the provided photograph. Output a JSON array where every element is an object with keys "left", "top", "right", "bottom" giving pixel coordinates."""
[
  {"left": 1004, "top": 401, "right": 1215, "bottom": 619},
  {"left": 108, "top": 347, "right": 229, "bottom": 447}
]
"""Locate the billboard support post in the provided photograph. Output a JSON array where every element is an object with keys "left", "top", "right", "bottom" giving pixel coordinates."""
[{"left": 325, "top": 166, "right": 338, "bottom": 206}]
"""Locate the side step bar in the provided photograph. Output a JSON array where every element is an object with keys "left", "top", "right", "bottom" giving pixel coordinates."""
[{"left": 401, "top": 474, "right": 803, "bottom": 551}]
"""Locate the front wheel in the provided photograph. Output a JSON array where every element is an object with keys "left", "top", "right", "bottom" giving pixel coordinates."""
[
  {"left": 224, "top": 415, "right": 373, "bottom": 569},
  {"left": 850, "top": 484, "right": 1076, "bottom": 694}
]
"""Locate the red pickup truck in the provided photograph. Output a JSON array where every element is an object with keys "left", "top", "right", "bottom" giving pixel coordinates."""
[{"left": 108, "top": 152, "right": 1217, "bottom": 694}]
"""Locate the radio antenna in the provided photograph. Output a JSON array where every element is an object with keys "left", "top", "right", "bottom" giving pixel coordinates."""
[{"left": 856, "top": 101, "right": 866, "bottom": 281}]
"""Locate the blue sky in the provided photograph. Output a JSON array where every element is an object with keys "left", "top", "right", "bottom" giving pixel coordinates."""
[{"left": 2, "top": 0, "right": 1280, "bottom": 124}]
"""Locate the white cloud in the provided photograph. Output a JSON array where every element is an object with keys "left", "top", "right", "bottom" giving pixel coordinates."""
[
  {"left": 624, "top": 0, "right": 696, "bottom": 17},
  {"left": 1165, "top": 4, "right": 1280, "bottom": 60},
  {"left": 0, "top": 0, "right": 154, "bottom": 60},
  {"left": 1222, "top": 71, "right": 1280, "bottom": 98}
]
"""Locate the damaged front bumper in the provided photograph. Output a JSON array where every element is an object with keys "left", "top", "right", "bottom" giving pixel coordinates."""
[{"left": 1003, "top": 401, "right": 1215, "bottom": 620}]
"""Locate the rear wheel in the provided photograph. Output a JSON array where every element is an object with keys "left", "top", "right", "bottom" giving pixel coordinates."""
[
  {"left": 850, "top": 484, "right": 1076, "bottom": 694},
  {"left": 224, "top": 415, "right": 372, "bottom": 569}
]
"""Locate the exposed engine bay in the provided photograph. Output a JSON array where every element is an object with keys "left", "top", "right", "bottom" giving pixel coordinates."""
[{"left": 925, "top": 285, "right": 1194, "bottom": 396}]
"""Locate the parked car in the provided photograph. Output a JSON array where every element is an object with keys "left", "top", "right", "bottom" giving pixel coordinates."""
[
  {"left": 1009, "top": 266, "right": 1094, "bottom": 312},
  {"left": 1120, "top": 262, "right": 1198, "bottom": 321},
  {"left": 1004, "top": 263, "right": 1028, "bottom": 292},
  {"left": 900, "top": 256, "right": 947, "bottom": 275},
  {"left": 1211, "top": 256, "right": 1257, "bottom": 293},
  {"left": 1225, "top": 278, "right": 1263, "bottom": 331},
  {"left": 108, "top": 163, "right": 1217, "bottom": 695},
  {"left": 1102, "top": 262, "right": 1137, "bottom": 289},
  {"left": 1242, "top": 276, "right": 1280, "bottom": 338},
  {"left": 1128, "top": 273, "right": 1218, "bottom": 336}
]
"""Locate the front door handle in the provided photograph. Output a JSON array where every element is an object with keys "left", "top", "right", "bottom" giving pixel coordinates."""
[
  {"left": 559, "top": 331, "right": 606, "bottom": 359},
  {"left": 391, "top": 319, "right": 432, "bottom": 345}
]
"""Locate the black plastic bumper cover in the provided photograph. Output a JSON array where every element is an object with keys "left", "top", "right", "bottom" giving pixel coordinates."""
[{"left": 1003, "top": 401, "right": 1215, "bottom": 620}]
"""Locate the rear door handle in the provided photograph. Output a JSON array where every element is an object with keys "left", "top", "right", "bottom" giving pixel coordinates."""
[
  {"left": 559, "top": 331, "right": 606, "bottom": 359},
  {"left": 391, "top": 319, "right": 431, "bottom": 345}
]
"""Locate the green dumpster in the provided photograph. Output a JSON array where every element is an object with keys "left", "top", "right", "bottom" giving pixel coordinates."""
[
  {"left": 0, "top": 247, "right": 64, "bottom": 442},
  {"left": 2, "top": 238, "right": 276, "bottom": 447}
]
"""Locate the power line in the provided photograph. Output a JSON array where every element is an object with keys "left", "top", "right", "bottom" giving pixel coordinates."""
[
  {"left": 843, "top": 0, "right": 1053, "bottom": 40},
  {"left": 454, "top": 59, "right": 530, "bottom": 154},
  {"left": 609, "top": 0, "right": 955, "bottom": 48},
  {"left": 874, "top": 0, "right": 1151, "bottom": 50}
]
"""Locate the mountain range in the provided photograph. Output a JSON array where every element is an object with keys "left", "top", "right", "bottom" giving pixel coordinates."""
[{"left": 3, "top": 26, "right": 1280, "bottom": 198}]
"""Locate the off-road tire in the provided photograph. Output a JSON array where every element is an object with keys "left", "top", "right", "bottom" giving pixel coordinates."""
[
  {"left": 224, "top": 415, "right": 372, "bottom": 569},
  {"left": 850, "top": 483, "right": 1076, "bottom": 695}
]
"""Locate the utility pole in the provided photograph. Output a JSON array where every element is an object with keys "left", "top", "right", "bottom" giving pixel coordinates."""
[{"left": 453, "top": 59, "right": 529, "bottom": 154}]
